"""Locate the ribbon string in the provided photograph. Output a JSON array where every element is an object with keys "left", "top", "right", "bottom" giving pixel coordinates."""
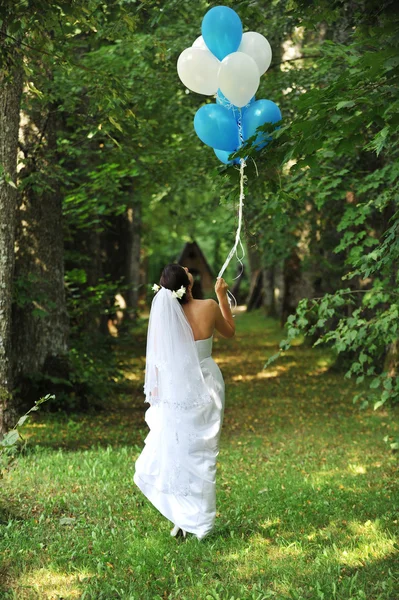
[
  {"left": 217, "top": 157, "right": 246, "bottom": 281},
  {"left": 217, "top": 109, "right": 247, "bottom": 310}
]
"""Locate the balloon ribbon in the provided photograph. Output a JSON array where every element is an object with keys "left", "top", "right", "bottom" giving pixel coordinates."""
[{"left": 217, "top": 110, "right": 246, "bottom": 309}]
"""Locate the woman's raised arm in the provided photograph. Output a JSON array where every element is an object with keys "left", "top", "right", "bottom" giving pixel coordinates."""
[{"left": 214, "top": 278, "right": 235, "bottom": 338}]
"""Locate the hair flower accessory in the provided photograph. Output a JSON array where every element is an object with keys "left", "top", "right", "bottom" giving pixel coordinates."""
[
  {"left": 172, "top": 285, "right": 186, "bottom": 299},
  {"left": 152, "top": 283, "right": 161, "bottom": 293}
]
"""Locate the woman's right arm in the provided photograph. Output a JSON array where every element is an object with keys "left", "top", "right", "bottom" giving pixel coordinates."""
[{"left": 214, "top": 278, "right": 235, "bottom": 338}]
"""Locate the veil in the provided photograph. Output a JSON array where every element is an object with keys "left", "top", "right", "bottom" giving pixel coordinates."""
[{"left": 144, "top": 287, "right": 212, "bottom": 410}]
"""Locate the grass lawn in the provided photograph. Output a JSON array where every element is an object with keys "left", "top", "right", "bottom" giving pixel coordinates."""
[{"left": 1, "top": 310, "right": 398, "bottom": 600}]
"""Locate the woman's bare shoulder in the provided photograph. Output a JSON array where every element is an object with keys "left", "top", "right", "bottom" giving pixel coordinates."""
[
  {"left": 192, "top": 298, "right": 217, "bottom": 313},
  {"left": 200, "top": 298, "right": 217, "bottom": 308}
]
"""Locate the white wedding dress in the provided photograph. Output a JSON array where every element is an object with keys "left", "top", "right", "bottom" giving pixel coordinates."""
[{"left": 134, "top": 335, "right": 225, "bottom": 539}]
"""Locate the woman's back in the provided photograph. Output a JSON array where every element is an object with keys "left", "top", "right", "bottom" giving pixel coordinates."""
[{"left": 182, "top": 299, "right": 215, "bottom": 341}]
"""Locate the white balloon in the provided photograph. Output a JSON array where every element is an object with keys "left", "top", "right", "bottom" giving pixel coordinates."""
[
  {"left": 218, "top": 52, "right": 260, "bottom": 108},
  {"left": 192, "top": 35, "right": 207, "bottom": 50},
  {"left": 177, "top": 47, "right": 220, "bottom": 95},
  {"left": 238, "top": 32, "right": 272, "bottom": 75}
]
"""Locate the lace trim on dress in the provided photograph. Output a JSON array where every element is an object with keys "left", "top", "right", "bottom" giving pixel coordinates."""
[{"left": 144, "top": 394, "right": 212, "bottom": 411}]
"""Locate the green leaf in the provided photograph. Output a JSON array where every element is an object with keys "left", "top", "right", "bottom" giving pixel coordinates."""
[
  {"left": 370, "top": 378, "right": 380, "bottom": 389},
  {"left": 0, "top": 430, "right": 20, "bottom": 447},
  {"left": 108, "top": 116, "right": 123, "bottom": 133},
  {"left": 16, "top": 415, "right": 29, "bottom": 428},
  {"left": 374, "top": 400, "right": 385, "bottom": 411},
  {"left": 336, "top": 101, "right": 355, "bottom": 111},
  {"left": 368, "top": 126, "right": 390, "bottom": 156}
]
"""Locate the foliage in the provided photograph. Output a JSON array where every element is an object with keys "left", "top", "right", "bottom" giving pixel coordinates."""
[
  {"left": 9, "top": 0, "right": 247, "bottom": 407},
  {"left": 267, "top": 289, "right": 399, "bottom": 437},
  {"left": 225, "top": 0, "right": 399, "bottom": 412},
  {"left": 0, "top": 394, "right": 54, "bottom": 477},
  {"left": 67, "top": 335, "right": 127, "bottom": 409}
]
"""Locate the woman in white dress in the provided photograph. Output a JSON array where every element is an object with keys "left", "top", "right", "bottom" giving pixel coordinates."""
[{"left": 134, "top": 264, "right": 235, "bottom": 540}]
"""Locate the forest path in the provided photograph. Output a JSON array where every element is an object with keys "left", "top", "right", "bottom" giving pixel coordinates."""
[{"left": 20, "top": 309, "right": 396, "bottom": 453}]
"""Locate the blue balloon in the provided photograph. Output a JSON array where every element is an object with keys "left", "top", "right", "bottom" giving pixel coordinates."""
[
  {"left": 214, "top": 148, "right": 240, "bottom": 165},
  {"left": 216, "top": 89, "right": 255, "bottom": 123},
  {"left": 194, "top": 104, "right": 239, "bottom": 152},
  {"left": 202, "top": 6, "right": 242, "bottom": 61},
  {"left": 242, "top": 99, "right": 282, "bottom": 150}
]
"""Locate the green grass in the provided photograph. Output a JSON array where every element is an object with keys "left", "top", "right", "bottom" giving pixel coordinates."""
[{"left": 1, "top": 310, "right": 398, "bottom": 600}]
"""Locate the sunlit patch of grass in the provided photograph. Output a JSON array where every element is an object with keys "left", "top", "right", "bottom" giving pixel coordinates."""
[
  {"left": 324, "top": 519, "right": 397, "bottom": 567},
  {"left": 12, "top": 568, "right": 92, "bottom": 600},
  {"left": 232, "top": 365, "right": 290, "bottom": 381},
  {"left": 348, "top": 463, "right": 367, "bottom": 475},
  {"left": 1, "top": 310, "right": 398, "bottom": 600},
  {"left": 307, "top": 364, "right": 330, "bottom": 376}
]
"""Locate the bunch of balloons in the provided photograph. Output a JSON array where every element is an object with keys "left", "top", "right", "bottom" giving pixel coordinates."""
[{"left": 177, "top": 5, "right": 282, "bottom": 165}]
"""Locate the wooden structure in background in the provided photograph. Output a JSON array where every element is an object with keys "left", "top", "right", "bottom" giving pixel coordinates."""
[{"left": 177, "top": 241, "right": 214, "bottom": 299}]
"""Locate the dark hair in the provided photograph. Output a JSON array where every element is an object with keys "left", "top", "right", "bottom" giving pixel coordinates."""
[{"left": 160, "top": 263, "right": 190, "bottom": 304}]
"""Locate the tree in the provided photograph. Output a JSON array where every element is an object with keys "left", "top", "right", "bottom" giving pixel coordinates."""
[
  {"left": 0, "top": 1, "right": 134, "bottom": 425},
  {"left": 238, "top": 0, "right": 399, "bottom": 415},
  {"left": 0, "top": 16, "right": 23, "bottom": 431}
]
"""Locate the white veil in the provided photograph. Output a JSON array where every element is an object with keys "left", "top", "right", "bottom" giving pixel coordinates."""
[{"left": 144, "top": 287, "right": 212, "bottom": 410}]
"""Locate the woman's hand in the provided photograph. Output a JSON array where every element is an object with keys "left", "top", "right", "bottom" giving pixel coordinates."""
[{"left": 215, "top": 277, "right": 228, "bottom": 298}]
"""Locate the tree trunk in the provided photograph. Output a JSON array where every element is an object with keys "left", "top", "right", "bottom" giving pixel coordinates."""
[
  {"left": 281, "top": 248, "right": 301, "bottom": 326},
  {"left": 262, "top": 267, "right": 277, "bottom": 317},
  {"left": 12, "top": 106, "right": 69, "bottom": 399},
  {"left": 125, "top": 198, "right": 142, "bottom": 319},
  {"left": 0, "top": 59, "right": 23, "bottom": 433},
  {"left": 245, "top": 234, "right": 262, "bottom": 311},
  {"left": 85, "top": 227, "right": 105, "bottom": 335},
  {"left": 384, "top": 340, "right": 398, "bottom": 379},
  {"left": 247, "top": 269, "right": 263, "bottom": 311}
]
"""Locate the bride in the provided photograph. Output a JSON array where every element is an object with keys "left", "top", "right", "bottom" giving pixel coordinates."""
[{"left": 133, "top": 263, "right": 235, "bottom": 540}]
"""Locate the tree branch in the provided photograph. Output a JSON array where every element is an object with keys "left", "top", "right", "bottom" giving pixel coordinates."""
[
  {"left": 269, "top": 54, "right": 321, "bottom": 70},
  {"left": 310, "top": 288, "right": 398, "bottom": 301},
  {"left": 0, "top": 31, "right": 61, "bottom": 59},
  {"left": 0, "top": 31, "right": 91, "bottom": 72}
]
